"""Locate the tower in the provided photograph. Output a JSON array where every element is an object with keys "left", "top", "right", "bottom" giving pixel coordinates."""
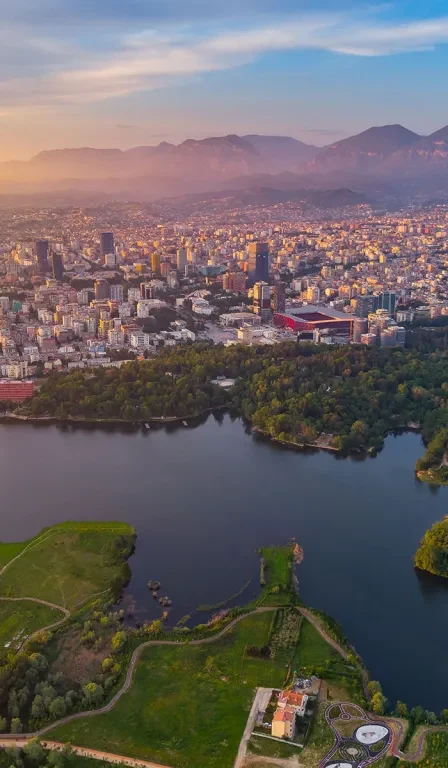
[
  {"left": 247, "top": 242, "right": 269, "bottom": 286},
  {"left": 51, "top": 252, "right": 64, "bottom": 282},
  {"left": 35, "top": 240, "right": 50, "bottom": 272}
]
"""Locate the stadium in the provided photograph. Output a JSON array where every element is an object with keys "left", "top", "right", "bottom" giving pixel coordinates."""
[{"left": 273, "top": 304, "right": 354, "bottom": 336}]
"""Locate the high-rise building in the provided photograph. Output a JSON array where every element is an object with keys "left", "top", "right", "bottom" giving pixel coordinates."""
[
  {"left": 353, "top": 317, "right": 368, "bottom": 343},
  {"left": 247, "top": 242, "right": 269, "bottom": 286},
  {"left": 223, "top": 271, "right": 247, "bottom": 292},
  {"left": 378, "top": 291, "right": 397, "bottom": 316},
  {"left": 100, "top": 232, "right": 115, "bottom": 261},
  {"left": 51, "top": 251, "right": 64, "bottom": 282},
  {"left": 94, "top": 280, "right": 110, "bottom": 300},
  {"left": 355, "top": 294, "right": 379, "bottom": 318},
  {"left": 35, "top": 240, "right": 50, "bottom": 272},
  {"left": 110, "top": 284, "right": 124, "bottom": 302},
  {"left": 151, "top": 252, "right": 161, "bottom": 274},
  {"left": 176, "top": 248, "right": 188, "bottom": 271},
  {"left": 272, "top": 282, "right": 286, "bottom": 312},
  {"left": 253, "top": 281, "right": 271, "bottom": 319}
]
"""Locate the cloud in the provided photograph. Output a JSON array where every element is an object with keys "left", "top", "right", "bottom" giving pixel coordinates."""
[{"left": 1, "top": 10, "right": 448, "bottom": 112}]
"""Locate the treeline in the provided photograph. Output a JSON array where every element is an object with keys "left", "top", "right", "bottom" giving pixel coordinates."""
[
  {"left": 26, "top": 342, "right": 448, "bottom": 459},
  {"left": 414, "top": 518, "right": 448, "bottom": 578}
]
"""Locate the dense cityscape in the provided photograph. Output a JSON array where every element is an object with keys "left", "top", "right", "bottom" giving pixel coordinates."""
[{"left": 2, "top": 199, "right": 448, "bottom": 401}]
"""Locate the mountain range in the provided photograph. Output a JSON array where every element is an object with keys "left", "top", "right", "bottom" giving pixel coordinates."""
[{"left": 2, "top": 124, "right": 448, "bottom": 203}]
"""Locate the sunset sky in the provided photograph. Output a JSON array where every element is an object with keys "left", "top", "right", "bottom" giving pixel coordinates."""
[{"left": 2, "top": 0, "right": 448, "bottom": 160}]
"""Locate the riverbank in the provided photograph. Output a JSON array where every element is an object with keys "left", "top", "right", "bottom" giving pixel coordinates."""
[{"left": 0, "top": 404, "right": 229, "bottom": 427}]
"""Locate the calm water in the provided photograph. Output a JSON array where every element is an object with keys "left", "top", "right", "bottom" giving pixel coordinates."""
[{"left": 0, "top": 414, "right": 447, "bottom": 711}]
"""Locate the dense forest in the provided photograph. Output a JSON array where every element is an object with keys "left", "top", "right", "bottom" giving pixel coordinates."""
[
  {"left": 26, "top": 342, "right": 448, "bottom": 464},
  {"left": 414, "top": 518, "right": 448, "bottom": 577}
]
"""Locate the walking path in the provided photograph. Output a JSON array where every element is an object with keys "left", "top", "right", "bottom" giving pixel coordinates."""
[
  {"left": 234, "top": 687, "right": 273, "bottom": 768},
  {"left": 0, "top": 740, "right": 172, "bottom": 768},
  {"left": 393, "top": 724, "right": 448, "bottom": 761}
]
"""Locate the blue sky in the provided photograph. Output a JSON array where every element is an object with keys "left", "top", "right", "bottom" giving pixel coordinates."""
[{"left": 1, "top": 0, "right": 448, "bottom": 159}]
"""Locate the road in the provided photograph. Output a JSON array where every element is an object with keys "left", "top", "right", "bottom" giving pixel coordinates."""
[{"left": 234, "top": 687, "right": 273, "bottom": 768}]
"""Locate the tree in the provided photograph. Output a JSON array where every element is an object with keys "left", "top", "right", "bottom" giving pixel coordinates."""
[
  {"left": 425, "top": 710, "right": 438, "bottom": 725},
  {"left": 82, "top": 682, "right": 104, "bottom": 706},
  {"left": 367, "top": 680, "right": 382, "bottom": 697},
  {"left": 101, "top": 657, "right": 114, "bottom": 673},
  {"left": 10, "top": 719, "right": 23, "bottom": 734},
  {"left": 0, "top": 716, "right": 7, "bottom": 732},
  {"left": 395, "top": 701, "right": 409, "bottom": 718},
  {"left": 441, "top": 708, "right": 448, "bottom": 723},
  {"left": 31, "top": 695, "right": 45, "bottom": 719},
  {"left": 371, "top": 692, "right": 387, "bottom": 715},
  {"left": 29, "top": 653, "right": 48, "bottom": 671},
  {"left": 49, "top": 697, "right": 67, "bottom": 719},
  {"left": 410, "top": 705, "right": 425, "bottom": 724},
  {"left": 24, "top": 739, "right": 45, "bottom": 763},
  {"left": 111, "top": 631, "right": 126, "bottom": 652}
]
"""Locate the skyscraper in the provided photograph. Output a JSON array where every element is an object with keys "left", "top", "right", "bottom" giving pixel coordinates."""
[
  {"left": 176, "top": 248, "right": 188, "bottom": 271},
  {"left": 151, "top": 252, "right": 161, "bottom": 274},
  {"left": 100, "top": 232, "right": 115, "bottom": 262},
  {"left": 51, "top": 251, "right": 64, "bottom": 282},
  {"left": 253, "top": 281, "right": 271, "bottom": 319},
  {"left": 94, "top": 280, "right": 110, "bottom": 300},
  {"left": 272, "top": 282, "right": 286, "bottom": 312},
  {"left": 378, "top": 291, "right": 397, "bottom": 316},
  {"left": 355, "top": 294, "right": 379, "bottom": 318},
  {"left": 247, "top": 242, "right": 269, "bottom": 286},
  {"left": 35, "top": 240, "right": 49, "bottom": 272}
]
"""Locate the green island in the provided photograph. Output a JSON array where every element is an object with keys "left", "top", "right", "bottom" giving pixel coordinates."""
[
  {"left": 17, "top": 341, "right": 448, "bottom": 486},
  {"left": 1, "top": 525, "right": 448, "bottom": 768},
  {"left": 414, "top": 516, "right": 448, "bottom": 577}
]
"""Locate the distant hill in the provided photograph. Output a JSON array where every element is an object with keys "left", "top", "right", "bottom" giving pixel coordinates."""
[
  {"left": 3, "top": 125, "right": 448, "bottom": 202},
  {"left": 308, "top": 125, "right": 422, "bottom": 174},
  {"left": 157, "top": 185, "right": 368, "bottom": 214}
]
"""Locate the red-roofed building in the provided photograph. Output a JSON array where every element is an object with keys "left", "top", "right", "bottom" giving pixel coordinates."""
[
  {"left": 272, "top": 705, "right": 295, "bottom": 739},
  {"left": 0, "top": 381, "right": 34, "bottom": 402}
]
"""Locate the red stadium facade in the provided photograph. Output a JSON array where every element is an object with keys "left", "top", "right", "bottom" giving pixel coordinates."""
[
  {"left": 273, "top": 307, "right": 353, "bottom": 336},
  {"left": 0, "top": 381, "right": 34, "bottom": 402}
]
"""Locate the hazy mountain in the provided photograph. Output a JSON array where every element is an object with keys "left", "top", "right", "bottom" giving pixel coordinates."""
[
  {"left": 4, "top": 125, "right": 448, "bottom": 203},
  {"left": 242, "top": 135, "right": 318, "bottom": 170},
  {"left": 0, "top": 134, "right": 317, "bottom": 187},
  {"left": 308, "top": 125, "right": 422, "bottom": 174},
  {"left": 381, "top": 125, "right": 448, "bottom": 175}
]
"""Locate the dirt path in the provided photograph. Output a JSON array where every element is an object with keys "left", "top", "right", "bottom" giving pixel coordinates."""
[
  {"left": 394, "top": 724, "right": 448, "bottom": 762},
  {"left": 36, "top": 607, "right": 278, "bottom": 737},
  {"left": 244, "top": 755, "right": 301, "bottom": 768},
  {"left": 298, "top": 607, "right": 370, "bottom": 700},
  {"left": 234, "top": 687, "right": 273, "bottom": 768},
  {"left": 0, "top": 739, "right": 172, "bottom": 768},
  {"left": 0, "top": 531, "right": 54, "bottom": 576}
]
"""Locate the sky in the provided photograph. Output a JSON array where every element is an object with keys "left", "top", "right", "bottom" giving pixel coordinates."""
[{"left": 1, "top": 0, "right": 448, "bottom": 160}]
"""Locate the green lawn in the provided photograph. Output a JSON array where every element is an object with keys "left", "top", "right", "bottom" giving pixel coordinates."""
[
  {"left": 401, "top": 732, "right": 448, "bottom": 768},
  {"left": 293, "top": 620, "right": 364, "bottom": 704},
  {"left": 0, "top": 522, "right": 135, "bottom": 611},
  {"left": 294, "top": 619, "right": 341, "bottom": 668},
  {"left": 260, "top": 546, "right": 293, "bottom": 589},
  {"left": 248, "top": 734, "right": 303, "bottom": 759},
  {"left": 48, "top": 612, "right": 287, "bottom": 768},
  {"left": 0, "top": 600, "right": 64, "bottom": 652}
]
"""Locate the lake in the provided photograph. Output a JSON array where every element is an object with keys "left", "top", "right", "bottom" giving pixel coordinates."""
[{"left": 0, "top": 413, "right": 447, "bottom": 711}]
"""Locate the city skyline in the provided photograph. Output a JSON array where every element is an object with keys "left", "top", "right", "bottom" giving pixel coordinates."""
[{"left": 2, "top": 0, "right": 448, "bottom": 160}]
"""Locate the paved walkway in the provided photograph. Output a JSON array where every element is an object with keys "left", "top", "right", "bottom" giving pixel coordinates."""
[{"left": 234, "top": 687, "right": 273, "bottom": 768}]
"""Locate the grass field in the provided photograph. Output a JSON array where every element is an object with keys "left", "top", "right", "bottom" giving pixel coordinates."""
[
  {"left": 0, "top": 522, "right": 135, "bottom": 611},
  {"left": 293, "top": 620, "right": 364, "bottom": 703},
  {"left": 0, "top": 600, "right": 64, "bottom": 652},
  {"left": 248, "top": 734, "right": 303, "bottom": 759},
  {"left": 49, "top": 612, "right": 287, "bottom": 768},
  {"left": 401, "top": 731, "right": 448, "bottom": 767},
  {"left": 293, "top": 619, "right": 341, "bottom": 668},
  {"left": 260, "top": 546, "right": 293, "bottom": 589}
]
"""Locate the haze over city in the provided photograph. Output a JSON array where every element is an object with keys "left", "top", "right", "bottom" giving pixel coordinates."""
[{"left": 3, "top": 0, "right": 448, "bottom": 159}]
